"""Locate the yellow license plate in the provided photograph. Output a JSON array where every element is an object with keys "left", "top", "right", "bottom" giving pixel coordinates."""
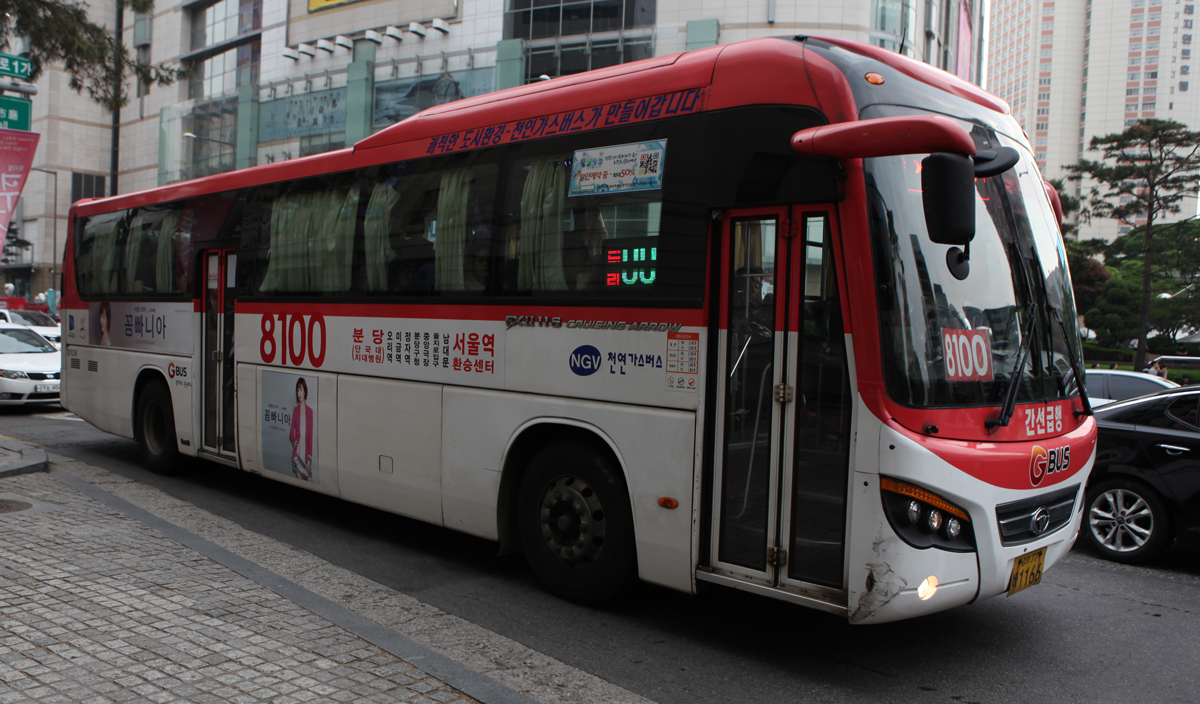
[{"left": 1007, "top": 547, "right": 1047, "bottom": 596}]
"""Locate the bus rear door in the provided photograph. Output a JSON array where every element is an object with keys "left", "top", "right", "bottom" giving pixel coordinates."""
[
  {"left": 710, "top": 206, "right": 853, "bottom": 605},
  {"left": 201, "top": 248, "right": 238, "bottom": 460}
]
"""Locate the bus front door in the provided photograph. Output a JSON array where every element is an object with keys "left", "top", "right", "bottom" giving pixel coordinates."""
[
  {"left": 711, "top": 207, "right": 852, "bottom": 603},
  {"left": 201, "top": 249, "right": 238, "bottom": 460}
]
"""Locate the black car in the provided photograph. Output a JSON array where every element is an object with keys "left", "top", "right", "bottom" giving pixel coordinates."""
[{"left": 1086, "top": 386, "right": 1200, "bottom": 562}]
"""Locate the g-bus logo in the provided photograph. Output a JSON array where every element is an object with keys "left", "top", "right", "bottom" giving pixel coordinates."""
[
  {"left": 167, "top": 362, "right": 187, "bottom": 379},
  {"left": 1029, "top": 444, "right": 1071, "bottom": 487},
  {"left": 569, "top": 345, "right": 602, "bottom": 376}
]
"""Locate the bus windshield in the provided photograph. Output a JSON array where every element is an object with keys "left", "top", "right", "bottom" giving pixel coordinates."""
[{"left": 865, "top": 123, "right": 1084, "bottom": 409}]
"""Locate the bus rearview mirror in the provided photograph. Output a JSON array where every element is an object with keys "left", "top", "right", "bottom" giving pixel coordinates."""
[{"left": 921, "top": 153, "right": 975, "bottom": 246}]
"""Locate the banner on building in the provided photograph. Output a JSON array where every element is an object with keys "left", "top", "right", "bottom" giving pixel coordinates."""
[{"left": 0, "top": 128, "right": 39, "bottom": 252}]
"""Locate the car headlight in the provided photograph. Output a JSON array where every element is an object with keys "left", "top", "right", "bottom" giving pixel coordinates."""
[{"left": 0, "top": 370, "right": 29, "bottom": 379}]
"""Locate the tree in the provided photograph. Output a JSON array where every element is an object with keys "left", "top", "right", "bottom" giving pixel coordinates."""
[
  {"left": 1069, "top": 255, "right": 1111, "bottom": 316},
  {"left": 1065, "top": 119, "right": 1200, "bottom": 370},
  {"left": 1105, "top": 218, "right": 1200, "bottom": 284},
  {"left": 1048, "top": 178, "right": 1082, "bottom": 238},
  {"left": 1, "top": 223, "right": 29, "bottom": 265},
  {"left": 1085, "top": 278, "right": 1140, "bottom": 348},
  {"left": 1150, "top": 292, "right": 1199, "bottom": 341},
  {"left": 0, "top": 0, "right": 183, "bottom": 111}
]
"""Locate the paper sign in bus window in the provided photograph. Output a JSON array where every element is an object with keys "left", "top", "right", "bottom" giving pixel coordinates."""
[
  {"left": 943, "top": 328, "right": 994, "bottom": 382},
  {"left": 569, "top": 141, "right": 666, "bottom": 196}
]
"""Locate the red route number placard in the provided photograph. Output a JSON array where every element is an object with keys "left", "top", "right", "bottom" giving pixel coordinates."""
[{"left": 943, "top": 328, "right": 993, "bottom": 382}]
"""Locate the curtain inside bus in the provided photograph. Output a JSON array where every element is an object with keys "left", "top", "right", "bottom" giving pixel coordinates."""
[
  {"left": 517, "top": 158, "right": 568, "bottom": 291},
  {"left": 365, "top": 180, "right": 399, "bottom": 292},
  {"left": 154, "top": 211, "right": 182, "bottom": 293},
  {"left": 259, "top": 186, "right": 357, "bottom": 292},
  {"left": 87, "top": 218, "right": 122, "bottom": 296},
  {"left": 435, "top": 168, "right": 471, "bottom": 291}
]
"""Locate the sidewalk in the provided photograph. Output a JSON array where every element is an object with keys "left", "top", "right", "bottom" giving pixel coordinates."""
[{"left": 0, "top": 441, "right": 650, "bottom": 704}]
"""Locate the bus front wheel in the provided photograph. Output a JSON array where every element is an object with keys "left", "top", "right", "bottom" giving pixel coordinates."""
[
  {"left": 518, "top": 442, "right": 636, "bottom": 605},
  {"left": 137, "top": 381, "right": 179, "bottom": 475}
]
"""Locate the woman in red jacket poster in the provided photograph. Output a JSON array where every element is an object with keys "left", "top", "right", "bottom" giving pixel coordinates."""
[
  {"left": 289, "top": 377, "right": 315, "bottom": 481},
  {"left": 261, "top": 370, "right": 319, "bottom": 483}
]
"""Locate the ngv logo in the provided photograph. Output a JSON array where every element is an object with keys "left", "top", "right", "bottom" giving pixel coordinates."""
[{"left": 569, "top": 345, "right": 602, "bottom": 376}]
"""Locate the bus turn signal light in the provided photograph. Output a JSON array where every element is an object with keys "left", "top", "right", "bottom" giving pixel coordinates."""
[
  {"left": 880, "top": 477, "right": 969, "bottom": 521},
  {"left": 659, "top": 497, "right": 678, "bottom": 509}
]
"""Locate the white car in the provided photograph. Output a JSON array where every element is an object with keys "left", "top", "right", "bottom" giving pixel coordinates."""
[
  {"left": 0, "top": 323, "right": 61, "bottom": 405},
  {"left": 1083, "top": 368, "right": 1179, "bottom": 407},
  {"left": 0, "top": 309, "right": 61, "bottom": 346}
]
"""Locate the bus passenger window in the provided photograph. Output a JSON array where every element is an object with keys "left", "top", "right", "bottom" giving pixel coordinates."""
[
  {"left": 257, "top": 177, "right": 359, "bottom": 294},
  {"left": 123, "top": 207, "right": 181, "bottom": 295}
]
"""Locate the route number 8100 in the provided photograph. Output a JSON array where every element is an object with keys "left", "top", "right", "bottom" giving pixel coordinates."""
[{"left": 260, "top": 313, "right": 326, "bottom": 367}]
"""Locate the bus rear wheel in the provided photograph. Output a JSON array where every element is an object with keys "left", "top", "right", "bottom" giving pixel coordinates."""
[
  {"left": 518, "top": 442, "right": 636, "bottom": 605},
  {"left": 137, "top": 381, "right": 179, "bottom": 475}
]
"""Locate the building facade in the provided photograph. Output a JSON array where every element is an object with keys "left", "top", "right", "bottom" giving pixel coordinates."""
[
  {"left": 987, "top": 0, "right": 1200, "bottom": 241},
  {"left": 11, "top": 0, "right": 986, "bottom": 300}
]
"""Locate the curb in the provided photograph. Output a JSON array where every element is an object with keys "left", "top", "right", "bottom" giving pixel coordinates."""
[{"left": 0, "top": 437, "right": 49, "bottom": 478}]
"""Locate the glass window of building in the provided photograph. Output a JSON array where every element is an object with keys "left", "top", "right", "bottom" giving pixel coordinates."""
[
  {"left": 505, "top": 0, "right": 656, "bottom": 82},
  {"left": 871, "top": 0, "right": 917, "bottom": 56},
  {"left": 189, "top": 0, "right": 262, "bottom": 100}
]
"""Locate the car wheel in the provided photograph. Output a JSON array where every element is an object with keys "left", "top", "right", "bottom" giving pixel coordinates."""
[
  {"left": 137, "top": 381, "right": 179, "bottom": 475},
  {"left": 518, "top": 442, "right": 637, "bottom": 605},
  {"left": 1084, "top": 479, "right": 1172, "bottom": 564}
]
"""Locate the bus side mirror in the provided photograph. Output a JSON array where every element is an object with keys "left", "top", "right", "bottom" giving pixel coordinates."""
[{"left": 921, "top": 153, "right": 976, "bottom": 246}]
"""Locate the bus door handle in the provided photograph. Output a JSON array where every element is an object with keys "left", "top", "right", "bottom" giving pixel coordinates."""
[
  {"left": 212, "top": 351, "right": 223, "bottom": 362},
  {"left": 1157, "top": 444, "right": 1189, "bottom": 456}
]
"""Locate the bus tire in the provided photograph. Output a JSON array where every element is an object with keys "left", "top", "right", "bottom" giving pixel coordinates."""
[
  {"left": 137, "top": 381, "right": 179, "bottom": 475},
  {"left": 518, "top": 441, "right": 637, "bottom": 605}
]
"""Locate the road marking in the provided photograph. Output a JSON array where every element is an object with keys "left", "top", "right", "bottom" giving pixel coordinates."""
[
  {"left": 39, "top": 412, "right": 83, "bottom": 421},
  {"left": 0, "top": 433, "right": 44, "bottom": 448}
]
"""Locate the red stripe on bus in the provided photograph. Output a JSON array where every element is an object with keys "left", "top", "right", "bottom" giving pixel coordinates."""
[{"left": 233, "top": 301, "right": 709, "bottom": 326}]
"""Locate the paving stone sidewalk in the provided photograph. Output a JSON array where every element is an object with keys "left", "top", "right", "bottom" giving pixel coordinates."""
[{"left": 0, "top": 470, "right": 479, "bottom": 704}]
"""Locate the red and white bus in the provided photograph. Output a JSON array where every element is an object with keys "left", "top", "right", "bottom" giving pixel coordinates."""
[{"left": 60, "top": 36, "right": 1096, "bottom": 623}]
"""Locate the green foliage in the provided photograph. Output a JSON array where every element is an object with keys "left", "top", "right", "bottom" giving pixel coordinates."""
[
  {"left": 1065, "top": 119, "right": 1200, "bottom": 369},
  {"left": 0, "top": 0, "right": 184, "bottom": 111},
  {"left": 1064, "top": 237, "right": 1108, "bottom": 260},
  {"left": 1081, "top": 342, "right": 1134, "bottom": 363},
  {"left": 1084, "top": 278, "right": 1140, "bottom": 347},
  {"left": 1047, "top": 178, "right": 1081, "bottom": 237},
  {"left": 1067, "top": 254, "right": 1111, "bottom": 314}
]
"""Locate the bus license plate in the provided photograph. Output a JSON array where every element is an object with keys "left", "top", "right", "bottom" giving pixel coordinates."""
[
  {"left": 1007, "top": 547, "right": 1046, "bottom": 596},
  {"left": 35, "top": 383, "right": 59, "bottom": 393}
]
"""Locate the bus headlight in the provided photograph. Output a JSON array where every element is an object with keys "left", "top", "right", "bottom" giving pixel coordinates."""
[
  {"left": 926, "top": 509, "right": 943, "bottom": 534},
  {"left": 906, "top": 500, "right": 921, "bottom": 525},
  {"left": 880, "top": 477, "right": 976, "bottom": 552}
]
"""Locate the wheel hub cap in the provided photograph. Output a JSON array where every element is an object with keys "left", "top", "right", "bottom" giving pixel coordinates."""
[
  {"left": 1089, "top": 488, "right": 1153, "bottom": 553},
  {"left": 538, "top": 475, "right": 606, "bottom": 568}
]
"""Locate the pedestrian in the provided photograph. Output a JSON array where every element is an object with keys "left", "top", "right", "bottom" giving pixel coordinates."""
[
  {"left": 1091, "top": 363, "right": 1099, "bottom": 369},
  {"left": 1110, "top": 363, "right": 1119, "bottom": 370},
  {"left": 1144, "top": 360, "right": 1162, "bottom": 376},
  {"left": 1159, "top": 363, "right": 1169, "bottom": 379},
  {"left": 1183, "top": 374, "right": 1192, "bottom": 386}
]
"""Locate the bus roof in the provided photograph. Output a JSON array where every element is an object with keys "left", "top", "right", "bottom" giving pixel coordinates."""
[{"left": 72, "top": 36, "right": 1006, "bottom": 217}]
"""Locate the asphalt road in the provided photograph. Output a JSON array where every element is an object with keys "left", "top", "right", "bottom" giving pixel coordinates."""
[{"left": 5, "top": 404, "right": 1199, "bottom": 704}]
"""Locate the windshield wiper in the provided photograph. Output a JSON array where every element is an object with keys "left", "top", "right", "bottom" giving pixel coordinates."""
[
  {"left": 1050, "top": 307, "right": 1094, "bottom": 420},
  {"left": 986, "top": 306, "right": 1036, "bottom": 434}
]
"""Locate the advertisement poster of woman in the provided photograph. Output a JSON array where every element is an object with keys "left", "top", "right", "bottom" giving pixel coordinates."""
[
  {"left": 261, "top": 370, "right": 319, "bottom": 483},
  {"left": 91, "top": 301, "right": 112, "bottom": 346}
]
